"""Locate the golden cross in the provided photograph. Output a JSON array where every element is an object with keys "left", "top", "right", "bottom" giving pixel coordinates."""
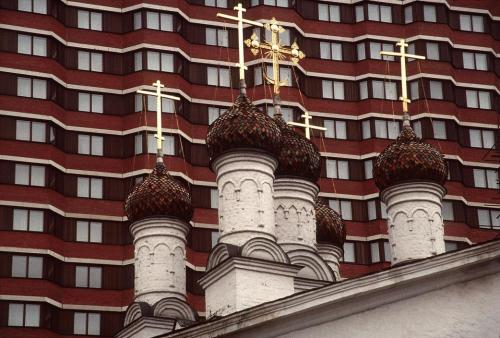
[
  {"left": 137, "top": 80, "right": 180, "bottom": 160},
  {"left": 288, "top": 111, "right": 326, "bottom": 140},
  {"left": 380, "top": 38, "right": 425, "bottom": 126},
  {"left": 245, "top": 17, "right": 305, "bottom": 95},
  {"left": 217, "top": 4, "right": 263, "bottom": 82}
]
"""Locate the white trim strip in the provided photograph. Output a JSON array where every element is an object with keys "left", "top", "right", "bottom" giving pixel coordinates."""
[{"left": 0, "top": 295, "right": 127, "bottom": 312}]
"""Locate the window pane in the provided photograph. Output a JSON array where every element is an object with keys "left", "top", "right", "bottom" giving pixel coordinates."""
[
  {"left": 469, "top": 129, "right": 481, "bottom": 148},
  {"left": 329, "top": 199, "right": 340, "bottom": 213},
  {"left": 341, "top": 200, "right": 352, "bottom": 220},
  {"left": 280, "top": 68, "right": 291, "bottom": 87},
  {"left": 76, "top": 221, "right": 89, "bottom": 242},
  {"left": 210, "top": 189, "right": 218, "bottom": 209},
  {"left": 28, "top": 256, "right": 43, "bottom": 278},
  {"left": 432, "top": 120, "right": 446, "bottom": 139},
  {"left": 368, "top": 200, "right": 377, "bottom": 220},
  {"left": 90, "top": 222, "right": 103, "bottom": 243},
  {"left": 482, "top": 130, "right": 494, "bottom": 149},
  {"left": 362, "top": 120, "right": 371, "bottom": 139},
  {"left": 369, "top": 42, "right": 381, "bottom": 59},
  {"left": 147, "top": 12, "right": 159, "bottom": 29},
  {"left": 380, "top": 6, "right": 391, "bottom": 23},
  {"left": 429, "top": 80, "right": 443, "bottom": 100},
  {"left": 219, "top": 68, "right": 230, "bottom": 87},
  {"left": 13, "top": 209, "right": 28, "bottom": 231},
  {"left": 385, "top": 82, "right": 397, "bottom": 100},
  {"left": 77, "top": 177, "right": 90, "bottom": 197},
  {"left": 74, "top": 312, "right": 87, "bottom": 334},
  {"left": 410, "top": 81, "right": 419, "bottom": 100},
  {"left": 355, "top": 5, "right": 364, "bottom": 22},
  {"left": 478, "top": 91, "right": 491, "bottom": 109},
  {"left": 207, "top": 67, "right": 218, "bottom": 86},
  {"left": 384, "top": 241, "right": 391, "bottom": 261},
  {"left": 91, "top": 94, "right": 103, "bottom": 113},
  {"left": 27, "top": 210, "right": 43, "bottom": 232},
  {"left": 426, "top": 42, "right": 439, "bottom": 60},
  {"left": 423, "top": 5, "right": 436, "bottom": 22},
  {"left": 79, "top": 93, "right": 91, "bottom": 111},
  {"left": 78, "top": 10, "right": 90, "bottom": 29},
  {"left": 18, "top": 0, "right": 31, "bottom": 12},
  {"left": 387, "top": 121, "right": 399, "bottom": 139},
  {"left": 12, "top": 255, "right": 27, "bottom": 277},
  {"left": 164, "top": 135, "right": 175, "bottom": 155},
  {"left": 31, "top": 122, "right": 46, "bottom": 142},
  {"left": 329, "top": 5, "right": 340, "bottom": 22},
  {"left": 477, "top": 209, "right": 490, "bottom": 227},
  {"left": 486, "top": 170, "right": 498, "bottom": 189},
  {"left": 211, "top": 231, "right": 220, "bottom": 248},
  {"left": 466, "top": 90, "right": 478, "bottom": 108},
  {"left": 381, "top": 202, "right": 387, "bottom": 219},
  {"left": 322, "top": 80, "right": 332, "bottom": 99},
  {"left": 336, "top": 121, "right": 347, "bottom": 139},
  {"left": 370, "top": 242, "right": 380, "bottom": 262},
  {"left": 147, "top": 51, "right": 160, "bottom": 70},
  {"left": 91, "top": 53, "right": 102, "bottom": 72},
  {"left": 367, "top": 4, "right": 379, "bottom": 21},
  {"left": 33, "top": 0, "right": 47, "bottom": 13},
  {"left": 88, "top": 313, "right": 101, "bottom": 335},
  {"left": 218, "top": 29, "right": 228, "bottom": 47},
  {"left": 413, "top": 120, "right": 422, "bottom": 139},
  {"left": 18, "top": 77, "right": 31, "bottom": 97},
  {"left": 326, "top": 160, "right": 337, "bottom": 178},
  {"left": 75, "top": 266, "right": 88, "bottom": 287},
  {"left": 475, "top": 53, "right": 487, "bottom": 71},
  {"left": 333, "top": 81, "right": 344, "bottom": 100},
  {"left": 462, "top": 52, "right": 474, "bottom": 69},
  {"left": 89, "top": 267, "right": 102, "bottom": 288},
  {"left": 160, "top": 13, "right": 173, "bottom": 31},
  {"left": 208, "top": 107, "right": 220, "bottom": 125},
  {"left": 357, "top": 43, "right": 365, "bottom": 60},
  {"left": 18, "top": 34, "right": 31, "bottom": 54},
  {"left": 16, "top": 120, "right": 30, "bottom": 141},
  {"left": 338, "top": 160, "right": 349, "bottom": 179},
  {"left": 161, "top": 53, "right": 173, "bottom": 72},
  {"left": 331, "top": 43, "right": 342, "bottom": 60},
  {"left": 473, "top": 169, "right": 486, "bottom": 188},
  {"left": 133, "top": 12, "right": 142, "bottom": 30},
  {"left": 324, "top": 120, "right": 334, "bottom": 138},
  {"left": 375, "top": 120, "right": 387, "bottom": 138},
  {"left": 404, "top": 6, "right": 413, "bottom": 23},
  {"left": 343, "top": 242, "right": 355, "bottom": 262},
  {"left": 445, "top": 242, "right": 458, "bottom": 252},
  {"left": 364, "top": 160, "right": 373, "bottom": 179},
  {"left": 91, "top": 136, "right": 103, "bottom": 156},
  {"left": 459, "top": 14, "right": 471, "bottom": 31},
  {"left": 206, "top": 28, "right": 216, "bottom": 45},
  {"left": 78, "top": 51, "right": 90, "bottom": 70},
  {"left": 472, "top": 16, "right": 484, "bottom": 32},
  {"left": 31, "top": 165, "right": 45, "bottom": 186},
  {"left": 90, "top": 12, "right": 102, "bottom": 31},
  {"left": 442, "top": 201, "right": 454, "bottom": 221},
  {"left": 319, "top": 42, "right": 330, "bottom": 59},
  {"left": 32, "top": 79, "right": 46, "bottom": 99},
  {"left": 90, "top": 178, "right": 103, "bottom": 199},
  {"left": 15, "top": 164, "right": 30, "bottom": 185},
  {"left": 372, "top": 80, "right": 384, "bottom": 99},
  {"left": 24, "top": 304, "right": 40, "bottom": 327},
  {"left": 359, "top": 80, "right": 368, "bottom": 100},
  {"left": 78, "top": 134, "right": 90, "bottom": 155},
  {"left": 8, "top": 303, "right": 24, "bottom": 326},
  {"left": 492, "top": 211, "right": 500, "bottom": 229}
]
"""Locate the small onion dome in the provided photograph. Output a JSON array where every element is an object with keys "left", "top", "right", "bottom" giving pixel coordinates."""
[
  {"left": 274, "top": 116, "right": 321, "bottom": 182},
  {"left": 206, "top": 94, "right": 282, "bottom": 161},
  {"left": 373, "top": 125, "right": 448, "bottom": 191},
  {"left": 315, "top": 198, "right": 346, "bottom": 248},
  {"left": 125, "top": 162, "right": 193, "bottom": 223}
]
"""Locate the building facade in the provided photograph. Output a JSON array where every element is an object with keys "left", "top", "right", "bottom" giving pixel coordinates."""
[{"left": 0, "top": 0, "right": 498, "bottom": 336}]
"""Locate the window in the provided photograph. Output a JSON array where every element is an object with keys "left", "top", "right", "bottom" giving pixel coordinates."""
[
  {"left": 459, "top": 14, "right": 484, "bottom": 33},
  {"left": 78, "top": 134, "right": 103, "bottom": 156},
  {"left": 369, "top": 42, "right": 394, "bottom": 61},
  {"left": 463, "top": 52, "right": 487, "bottom": 71},
  {"left": 78, "top": 51, "right": 103, "bottom": 72},
  {"left": 208, "top": 107, "right": 222, "bottom": 125},
  {"left": 359, "top": 81, "right": 368, "bottom": 100},
  {"left": 147, "top": 134, "right": 175, "bottom": 155},
  {"left": 384, "top": 241, "right": 391, "bottom": 262},
  {"left": 410, "top": 81, "right": 419, "bottom": 100},
  {"left": 254, "top": 65, "right": 292, "bottom": 87},
  {"left": 318, "top": 3, "right": 340, "bottom": 22},
  {"left": 133, "top": 12, "right": 142, "bottom": 30},
  {"left": 12, "top": 255, "right": 43, "bottom": 278},
  {"left": 266, "top": 106, "right": 294, "bottom": 122},
  {"left": 326, "top": 159, "right": 349, "bottom": 179},
  {"left": 262, "top": 0, "right": 288, "bottom": 7},
  {"left": 146, "top": 51, "right": 174, "bottom": 72},
  {"left": 372, "top": 80, "right": 397, "bottom": 100},
  {"left": 432, "top": 120, "right": 446, "bottom": 139},
  {"left": 370, "top": 242, "right": 380, "bottom": 263},
  {"left": 16, "top": 120, "right": 46, "bottom": 142},
  {"left": 78, "top": 93, "right": 103, "bottom": 113},
  {"left": 367, "top": 200, "right": 377, "bottom": 220},
  {"left": 76, "top": 221, "right": 102, "bottom": 243},
  {"left": 473, "top": 169, "right": 499, "bottom": 189},
  {"left": 17, "top": 77, "right": 47, "bottom": 99},
  {"left": 477, "top": 209, "right": 500, "bottom": 229},
  {"left": 77, "top": 177, "right": 103, "bottom": 199},
  {"left": 74, "top": 312, "right": 101, "bottom": 335},
  {"left": 18, "top": 34, "right": 47, "bottom": 56},
  {"left": 381, "top": 202, "right": 387, "bottom": 219},
  {"left": 404, "top": 6, "right": 413, "bottom": 23},
  {"left": 8, "top": 303, "right": 40, "bottom": 327},
  {"left": 357, "top": 43, "right": 366, "bottom": 60},
  {"left": 207, "top": 67, "right": 230, "bottom": 87},
  {"left": 423, "top": 4, "right": 437, "bottom": 23},
  {"left": 13, "top": 209, "right": 43, "bottom": 232},
  {"left": 134, "top": 94, "right": 174, "bottom": 113},
  {"left": 320, "top": 42, "right": 342, "bottom": 61},
  {"left": 362, "top": 120, "right": 371, "bottom": 139},
  {"left": 146, "top": 12, "right": 173, "bottom": 31},
  {"left": 322, "top": 80, "right": 344, "bottom": 100},
  {"left": 18, "top": 0, "right": 46, "bottom": 14},
  {"left": 343, "top": 242, "right": 355, "bottom": 263},
  {"left": 210, "top": 189, "right": 218, "bottom": 209},
  {"left": 374, "top": 120, "right": 400, "bottom": 139},
  {"left": 205, "top": 0, "right": 227, "bottom": 8},
  {"left": 445, "top": 241, "right": 458, "bottom": 252},
  {"left": 355, "top": 5, "right": 364, "bottom": 22},
  {"left": 206, "top": 28, "right": 228, "bottom": 47},
  {"left": 442, "top": 201, "right": 454, "bottom": 221},
  {"left": 134, "top": 51, "right": 142, "bottom": 71},
  {"left": 263, "top": 27, "right": 290, "bottom": 45},
  {"left": 364, "top": 159, "right": 373, "bottom": 179},
  {"left": 365, "top": 4, "right": 392, "bottom": 23},
  {"left": 469, "top": 129, "right": 495, "bottom": 149},
  {"left": 466, "top": 90, "right": 491, "bottom": 109},
  {"left": 134, "top": 134, "right": 143, "bottom": 154},
  {"left": 324, "top": 120, "right": 347, "bottom": 139},
  {"left": 329, "top": 199, "right": 352, "bottom": 220},
  {"left": 75, "top": 266, "right": 102, "bottom": 288},
  {"left": 15, "top": 164, "right": 45, "bottom": 187},
  {"left": 426, "top": 42, "right": 439, "bottom": 60},
  {"left": 429, "top": 80, "right": 443, "bottom": 100},
  {"left": 211, "top": 231, "right": 220, "bottom": 248},
  {"left": 78, "top": 10, "right": 102, "bottom": 31}
]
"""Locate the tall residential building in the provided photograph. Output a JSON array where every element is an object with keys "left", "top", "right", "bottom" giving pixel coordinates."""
[{"left": 0, "top": 0, "right": 498, "bottom": 336}]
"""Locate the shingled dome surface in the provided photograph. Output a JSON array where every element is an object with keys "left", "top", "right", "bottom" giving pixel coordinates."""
[
  {"left": 274, "top": 116, "right": 321, "bottom": 182},
  {"left": 315, "top": 198, "right": 346, "bottom": 248},
  {"left": 125, "top": 163, "right": 193, "bottom": 223},
  {"left": 206, "top": 94, "right": 282, "bottom": 161},
  {"left": 373, "top": 125, "right": 447, "bottom": 191}
]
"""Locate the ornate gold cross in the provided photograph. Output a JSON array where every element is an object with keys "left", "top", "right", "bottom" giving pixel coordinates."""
[
  {"left": 288, "top": 111, "right": 326, "bottom": 140},
  {"left": 245, "top": 17, "right": 305, "bottom": 95},
  {"left": 137, "top": 80, "right": 180, "bottom": 160},
  {"left": 217, "top": 4, "right": 263, "bottom": 83},
  {"left": 380, "top": 39, "right": 425, "bottom": 125}
]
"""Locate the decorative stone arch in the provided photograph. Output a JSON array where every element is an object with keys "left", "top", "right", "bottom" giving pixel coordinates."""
[
  {"left": 124, "top": 302, "right": 153, "bottom": 326},
  {"left": 238, "top": 177, "right": 261, "bottom": 191},
  {"left": 241, "top": 237, "right": 290, "bottom": 264},
  {"left": 206, "top": 243, "right": 235, "bottom": 271},
  {"left": 287, "top": 250, "right": 335, "bottom": 282},
  {"left": 411, "top": 207, "right": 430, "bottom": 219},
  {"left": 153, "top": 297, "right": 197, "bottom": 322}
]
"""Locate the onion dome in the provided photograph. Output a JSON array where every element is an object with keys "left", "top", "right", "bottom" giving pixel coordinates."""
[
  {"left": 274, "top": 116, "right": 321, "bottom": 182},
  {"left": 373, "top": 125, "right": 447, "bottom": 191},
  {"left": 315, "top": 198, "right": 346, "bottom": 248},
  {"left": 125, "top": 162, "right": 193, "bottom": 223},
  {"left": 206, "top": 94, "right": 282, "bottom": 161}
]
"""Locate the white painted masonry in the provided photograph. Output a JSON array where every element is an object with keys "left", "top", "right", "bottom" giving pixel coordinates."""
[
  {"left": 317, "top": 244, "right": 343, "bottom": 281},
  {"left": 274, "top": 178, "right": 319, "bottom": 253},
  {"left": 212, "top": 151, "right": 278, "bottom": 246},
  {"left": 381, "top": 182, "right": 446, "bottom": 265},
  {"left": 130, "top": 217, "right": 189, "bottom": 305}
]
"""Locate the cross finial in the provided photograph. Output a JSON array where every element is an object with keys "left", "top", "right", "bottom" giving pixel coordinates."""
[
  {"left": 288, "top": 111, "right": 326, "bottom": 140},
  {"left": 137, "top": 80, "right": 180, "bottom": 162},
  {"left": 217, "top": 3, "right": 263, "bottom": 93},
  {"left": 380, "top": 38, "right": 425, "bottom": 126},
  {"left": 245, "top": 17, "right": 305, "bottom": 96}
]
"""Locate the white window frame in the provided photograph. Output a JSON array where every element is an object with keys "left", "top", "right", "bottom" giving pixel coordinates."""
[
  {"left": 78, "top": 134, "right": 104, "bottom": 156},
  {"left": 76, "top": 220, "right": 103, "bottom": 243},
  {"left": 322, "top": 80, "right": 344, "bottom": 100},
  {"left": 12, "top": 255, "right": 43, "bottom": 278},
  {"left": 77, "top": 177, "right": 103, "bottom": 199},
  {"left": 18, "top": 0, "right": 47, "bottom": 14},
  {"left": 75, "top": 265, "right": 102, "bottom": 288},
  {"left": 329, "top": 199, "right": 352, "bottom": 220},
  {"left": 326, "top": 159, "right": 349, "bottom": 179},
  {"left": 318, "top": 3, "right": 340, "bottom": 22},
  {"left": 13, "top": 209, "right": 43, "bottom": 232},
  {"left": 324, "top": 120, "right": 347, "bottom": 139},
  {"left": 15, "top": 163, "right": 45, "bottom": 187},
  {"left": 205, "top": 27, "right": 229, "bottom": 47},
  {"left": 466, "top": 90, "right": 491, "bottom": 109},
  {"left": 207, "top": 67, "right": 230, "bottom": 87},
  {"left": 469, "top": 129, "right": 495, "bottom": 149},
  {"left": 78, "top": 10, "right": 102, "bottom": 31},
  {"left": 78, "top": 92, "right": 103, "bottom": 113},
  {"left": 146, "top": 12, "right": 173, "bottom": 32},
  {"left": 459, "top": 14, "right": 484, "bottom": 33},
  {"left": 8, "top": 303, "right": 40, "bottom": 327},
  {"left": 18, "top": 34, "right": 47, "bottom": 56},
  {"left": 147, "top": 134, "right": 175, "bottom": 155},
  {"left": 74, "top": 312, "right": 101, "bottom": 335},
  {"left": 78, "top": 51, "right": 103, "bottom": 72},
  {"left": 320, "top": 41, "right": 342, "bottom": 61},
  {"left": 477, "top": 209, "right": 500, "bottom": 229}
]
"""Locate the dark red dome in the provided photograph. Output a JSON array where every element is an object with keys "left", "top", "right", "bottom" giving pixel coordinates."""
[
  {"left": 206, "top": 94, "right": 281, "bottom": 160},
  {"left": 125, "top": 163, "right": 193, "bottom": 223},
  {"left": 274, "top": 116, "right": 321, "bottom": 182},
  {"left": 315, "top": 198, "right": 346, "bottom": 248},
  {"left": 373, "top": 125, "right": 447, "bottom": 191}
]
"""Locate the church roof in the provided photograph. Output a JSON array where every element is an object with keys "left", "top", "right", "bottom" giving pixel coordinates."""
[
  {"left": 206, "top": 94, "right": 282, "bottom": 161},
  {"left": 274, "top": 116, "right": 321, "bottom": 182},
  {"left": 125, "top": 162, "right": 193, "bottom": 223},
  {"left": 373, "top": 125, "right": 448, "bottom": 191},
  {"left": 315, "top": 198, "right": 346, "bottom": 248}
]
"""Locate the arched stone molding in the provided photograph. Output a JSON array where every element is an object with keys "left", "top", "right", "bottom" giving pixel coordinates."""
[
  {"left": 287, "top": 249, "right": 334, "bottom": 282},
  {"left": 124, "top": 302, "right": 153, "bottom": 326},
  {"left": 206, "top": 243, "right": 238, "bottom": 271},
  {"left": 241, "top": 237, "right": 290, "bottom": 264},
  {"left": 317, "top": 243, "right": 343, "bottom": 281},
  {"left": 153, "top": 297, "right": 197, "bottom": 322}
]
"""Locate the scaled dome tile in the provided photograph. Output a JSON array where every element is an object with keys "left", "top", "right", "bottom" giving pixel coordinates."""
[{"left": 315, "top": 198, "right": 346, "bottom": 248}]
